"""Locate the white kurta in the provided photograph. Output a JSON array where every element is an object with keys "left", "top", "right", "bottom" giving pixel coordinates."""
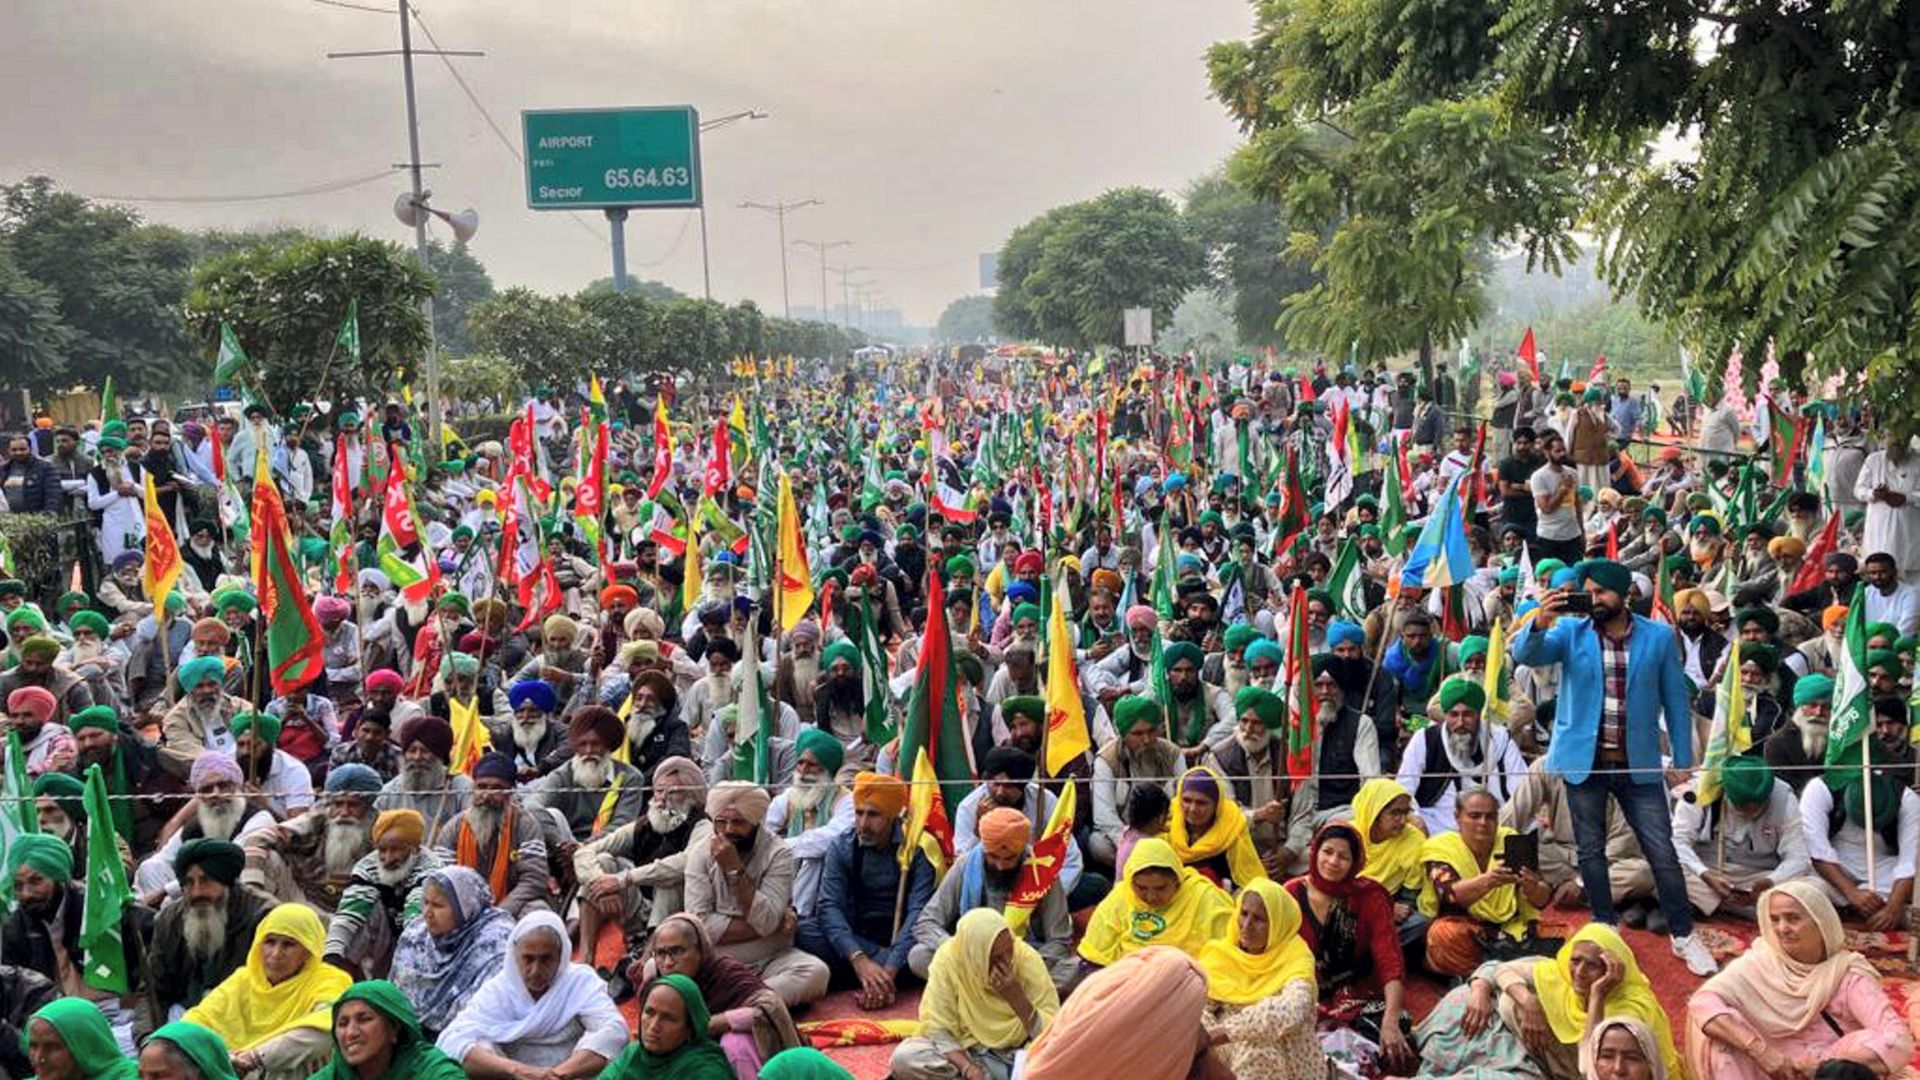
[{"left": 1855, "top": 449, "right": 1920, "bottom": 579}]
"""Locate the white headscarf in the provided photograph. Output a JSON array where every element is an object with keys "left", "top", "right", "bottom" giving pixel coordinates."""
[{"left": 435, "top": 910, "right": 621, "bottom": 1062}]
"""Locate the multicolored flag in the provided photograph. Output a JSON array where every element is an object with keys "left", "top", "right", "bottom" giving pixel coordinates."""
[
  {"left": 1326, "top": 537, "right": 1369, "bottom": 620},
  {"left": 730, "top": 618, "right": 774, "bottom": 784},
  {"left": 646, "top": 397, "right": 674, "bottom": 499},
  {"left": 897, "top": 569, "right": 975, "bottom": 810},
  {"left": 213, "top": 322, "right": 250, "bottom": 387},
  {"left": 1004, "top": 781, "right": 1075, "bottom": 935},
  {"left": 1281, "top": 583, "right": 1315, "bottom": 780},
  {"left": 774, "top": 470, "right": 814, "bottom": 632},
  {"left": 852, "top": 590, "right": 893, "bottom": 744},
  {"left": 1826, "top": 583, "right": 1872, "bottom": 784},
  {"left": 900, "top": 747, "right": 955, "bottom": 881},
  {"left": 1400, "top": 474, "right": 1472, "bottom": 590},
  {"left": 1043, "top": 570, "right": 1089, "bottom": 776},
  {"left": 1517, "top": 327, "right": 1541, "bottom": 384},
  {"left": 329, "top": 434, "right": 355, "bottom": 595},
  {"left": 1792, "top": 512, "right": 1843, "bottom": 596},
  {"left": 251, "top": 443, "right": 327, "bottom": 694},
  {"left": 704, "top": 419, "right": 732, "bottom": 497},
  {"left": 141, "top": 474, "right": 183, "bottom": 615},
  {"left": 79, "top": 764, "right": 131, "bottom": 993},
  {"left": 376, "top": 451, "right": 439, "bottom": 603},
  {"left": 1695, "top": 638, "right": 1749, "bottom": 806}
]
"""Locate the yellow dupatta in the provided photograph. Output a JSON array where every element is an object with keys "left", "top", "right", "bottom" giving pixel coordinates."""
[
  {"left": 1351, "top": 778, "right": 1426, "bottom": 896},
  {"left": 1166, "top": 766, "right": 1268, "bottom": 888},
  {"left": 1197, "top": 879, "right": 1318, "bottom": 1006},
  {"left": 1078, "top": 838, "right": 1235, "bottom": 966},
  {"left": 183, "top": 905, "right": 353, "bottom": 1051},
  {"left": 921, "top": 908, "right": 1060, "bottom": 1050},
  {"left": 1533, "top": 924, "right": 1685, "bottom": 1079},
  {"left": 1414, "top": 828, "right": 1535, "bottom": 939}
]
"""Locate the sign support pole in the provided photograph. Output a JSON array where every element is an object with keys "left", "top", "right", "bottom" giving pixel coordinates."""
[{"left": 607, "top": 208, "right": 630, "bottom": 294}]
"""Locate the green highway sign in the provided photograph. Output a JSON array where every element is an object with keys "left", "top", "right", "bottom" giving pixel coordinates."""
[{"left": 522, "top": 106, "right": 703, "bottom": 210}]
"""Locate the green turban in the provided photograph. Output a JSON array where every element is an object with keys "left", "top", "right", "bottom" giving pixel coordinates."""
[
  {"left": 793, "top": 728, "right": 845, "bottom": 776},
  {"left": 953, "top": 649, "right": 985, "bottom": 686},
  {"left": 1436, "top": 676, "right": 1487, "bottom": 714},
  {"left": 232, "top": 712, "right": 283, "bottom": 747},
  {"left": 820, "top": 640, "right": 861, "bottom": 671},
  {"left": 67, "top": 706, "right": 118, "bottom": 734},
  {"left": 1112, "top": 696, "right": 1163, "bottom": 733},
  {"left": 1233, "top": 686, "right": 1283, "bottom": 731},
  {"left": 1222, "top": 625, "right": 1259, "bottom": 655},
  {"left": 1577, "top": 558, "right": 1632, "bottom": 597},
  {"left": 68, "top": 611, "right": 109, "bottom": 637},
  {"left": 177, "top": 656, "right": 226, "bottom": 691},
  {"left": 1865, "top": 622, "right": 1900, "bottom": 646},
  {"left": 149, "top": 1021, "right": 239, "bottom": 1080},
  {"left": 444, "top": 651, "right": 480, "bottom": 677},
  {"left": 1001, "top": 695, "right": 1045, "bottom": 724},
  {"left": 54, "top": 592, "right": 86, "bottom": 616},
  {"left": 1642, "top": 506, "right": 1668, "bottom": 525},
  {"left": 17, "top": 636, "right": 59, "bottom": 664},
  {"left": 8, "top": 833, "right": 73, "bottom": 883},
  {"left": 173, "top": 839, "right": 246, "bottom": 889},
  {"left": 5, "top": 608, "right": 45, "bottom": 632},
  {"left": 437, "top": 591, "right": 471, "bottom": 617},
  {"left": 1866, "top": 649, "right": 1901, "bottom": 676},
  {"left": 1456, "top": 635, "right": 1490, "bottom": 667},
  {"left": 945, "top": 555, "right": 977, "bottom": 579},
  {"left": 1741, "top": 643, "right": 1779, "bottom": 674},
  {"left": 31, "top": 772, "right": 84, "bottom": 823},
  {"left": 1735, "top": 607, "right": 1780, "bottom": 636},
  {"left": 1534, "top": 558, "right": 1568, "bottom": 581},
  {"left": 1011, "top": 603, "right": 1042, "bottom": 625},
  {"left": 210, "top": 588, "right": 257, "bottom": 616},
  {"left": 1720, "top": 756, "right": 1775, "bottom": 808},
  {"left": 1162, "top": 640, "right": 1204, "bottom": 669},
  {"left": 1691, "top": 515, "right": 1723, "bottom": 536}
]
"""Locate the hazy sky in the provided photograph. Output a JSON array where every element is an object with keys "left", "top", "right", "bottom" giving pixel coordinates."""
[{"left": 5, "top": 1, "right": 1252, "bottom": 325}]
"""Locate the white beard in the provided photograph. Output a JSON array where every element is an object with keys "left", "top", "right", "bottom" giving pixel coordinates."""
[
  {"left": 1234, "top": 728, "right": 1268, "bottom": 758},
  {"left": 468, "top": 804, "right": 503, "bottom": 839},
  {"left": 1223, "top": 660, "right": 1249, "bottom": 696},
  {"left": 42, "top": 816, "right": 73, "bottom": 842},
  {"left": 324, "top": 819, "right": 371, "bottom": 877},
  {"left": 627, "top": 708, "right": 659, "bottom": 747},
  {"left": 373, "top": 856, "right": 416, "bottom": 888},
  {"left": 69, "top": 640, "right": 103, "bottom": 665},
  {"left": 182, "top": 901, "right": 228, "bottom": 961},
  {"left": 573, "top": 755, "right": 610, "bottom": 789},
  {"left": 402, "top": 760, "right": 449, "bottom": 794},
  {"left": 787, "top": 775, "right": 833, "bottom": 819},
  {"left": 512, "top": 718, "right": 548, "bottom": 754},
  {"left": 1801, "top": 715, "right": 1831, "bottom": 760},
  {"left": 196, "top": 795, "right": 246, "bottom": 841},
  {"left": 646, "top": 801, "right": 689, "bottom": 834},
  {"left": 790, "top": 655, "right": 819, "bottom": 697},
  {"left": 190, "top": 541, "right": 216, "bottom": 559},
  {"left": 706, "top": 674, "right": 736, "bottom": 708}
]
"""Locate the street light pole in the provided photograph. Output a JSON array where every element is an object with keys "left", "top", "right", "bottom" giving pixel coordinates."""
[
  {"left": 695, "top": 110, "right": 767, "bottom": 302},
  {"left": 792, "top": 240, "right": 850, "bottom": 320},
  {"left": 739, "top": 198, "right": 819, "bottom": 317}
]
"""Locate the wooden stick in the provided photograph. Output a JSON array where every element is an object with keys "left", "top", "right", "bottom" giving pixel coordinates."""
[{"left": 1864, "top": 730, "right": 1877, "bottom": 897}]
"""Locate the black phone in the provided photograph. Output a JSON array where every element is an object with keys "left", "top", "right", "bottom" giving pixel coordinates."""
[
  {"left": 1502, "top": 832, "right": 1540, "bottom": 874},
  {"left": 1561, "top": 591, "right": 1593, "bottom": 616}
]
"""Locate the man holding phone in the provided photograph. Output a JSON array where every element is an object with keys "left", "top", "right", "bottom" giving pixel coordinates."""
[{"left": 1512, "top": 557, "right": 1719, "bottom": 975}]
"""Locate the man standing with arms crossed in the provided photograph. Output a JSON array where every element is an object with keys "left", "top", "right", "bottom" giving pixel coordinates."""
[{"left": 1514, "top": 557, "right": 1719, "bottom": 975}]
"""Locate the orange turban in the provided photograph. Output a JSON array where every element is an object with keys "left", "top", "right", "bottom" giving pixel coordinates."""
[
  {"left": 978, "top": 807, "right": 1031, "bottom": 859},
  {"left": 599, "top": 584, "right": 639, "bottom": 609},
  {"left": 1089, "top": 569, "right": 1124, "bottom": 595},
  {"left": 1825, "top": 604, "right": 1850, "bottom": 630},
  {"left": 851, "top": 771, "right": 909, "bottom": 818},
  {"left": 371, "top": 808, "right": 425, "bottom": 847}
]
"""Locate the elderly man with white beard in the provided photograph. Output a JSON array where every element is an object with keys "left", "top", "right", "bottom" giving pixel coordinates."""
[
  {"left": 57, "top": 610, "right": 127, "bottom": 714},
  {"left": 494, "top": 678, "right": 567, "bottom": 782},
  {"left": 572, "top": 755, "right": 710, "bottom": 972},
  {"left": 432, "top": 751, "right": 550, "bottom": 918},
  {"left": 159, "top": 654, "right": 250, "bottom": 780},
  {"left": 1763, "top": 673, "right": 1839, "bottom": 794},
  {"left": 527, "top": 706, "right": 646, "bottom": 844},
  {"left": 681, "top": 637, "right": 742, "bottom": 743},
  {"left": 242, "top": 762, "right": 385, "bottom": 914},
  {"left": 765, "top": 729, "right": 853, "bottom": 924},
  {"left": 374, "top": 716, "right": 471, "bottom": 838},
  {"left": 30, "top": 772, "right": 130, "bottom": 878},
  {"left": 143, "top": 838, "right": 272, "bottom": 1025},
  {"left": 772, "top": 619, "right": 823, "bottom": 716},
  {"left": 617, "top": 668, "right": 694, "bottom": 789},
  {"left": 324, "top": 807, "right": 444, "bottom": 979},
  {"left": 1393, "top": 676, "right": 1527, "bottom": 833},
  {"left": 136, "top": 751, "right": 276, "bottom": 902}
]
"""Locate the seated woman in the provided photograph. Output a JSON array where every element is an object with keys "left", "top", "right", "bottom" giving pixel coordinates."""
[
  {"left": 1417, "top": 787, "right": 1551, "bottom": 977},
  {"left": 437, "top": 911, "right": 628, "bottom": 1078},
  {"left": 310, "top": 981, "right": 465, "bottom": 1080},
  {"left": 1025, "top": 946, "right": 1231, "bottom": 1080},
  {"left": 24, "top": 1000, "right": 136, "bottom": 1080},
  {"left": 390, "top": 867, "right": 514, "bottom": 1038},
  {"left": 1350, "top": 778, "right": 1428, "bottom": 950},
  {"left": 1166, "top": 766, "right": 1267, "bottom": 891},
  {"left": 1078, "top": 838, "right": 1234, "bottom": 971},
  {"left": 1198, "top": 879, "right": 1320, "bottom": 1079},
  {"left": 1582, "top": 1017, "right": 1668, "bottom": 1080},
  {"left": 1412, "top": 925, "right": 1683, "bottom": 1080},
  {"left": 183, "top": 905, "right": 352, "bottom": 1080},
  {"left": 598, "top": 975, "right": 732, "bottom": 1080},
  {"left": 1284, "top": 822, "right": 1414, "bottom": 1076},
  {"left": 1684, "top": 881, "right": 1913, "bottom": 1078},
  {"left": 891, "top": 908, "right": 1060, "bottom": 1080},
  {"left": 633, "top": 913, "right": 801, "bottom": 1079},
  {"left": 760, "top": 1049, "right": 854, "bottom": 1080},
  {"left": 141, "top": 1022, "right": 238, "bottom": 1080}
]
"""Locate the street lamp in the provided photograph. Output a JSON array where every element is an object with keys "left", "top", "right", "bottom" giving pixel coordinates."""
[
  {"left": 739, "top": 198, "right": 820, "bottom": 317},
  {"left": 695, "top": 110, "right": 767, "bottom": 302},
  {"left": 791, "top": 240, "right": 851, "bottom": 321},
  {"left": 826, "top": 265, "right": 868, "bottom": 328}
]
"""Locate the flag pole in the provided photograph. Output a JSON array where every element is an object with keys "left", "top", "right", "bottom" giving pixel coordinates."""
[{"left": 1863, "top": 726, "right": 1877, "bottom": 897}]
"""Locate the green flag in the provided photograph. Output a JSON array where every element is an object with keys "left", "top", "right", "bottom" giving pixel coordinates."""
[
  {"left": 99, "top": 376, "right": 117, "bottom": 426},
  {"left": 1326, "top": 537, "right": 1369, "bottom": 620},
  {"left": 0, "top": 729, "right": 37, "bottom": 909},
  {"left": 1826, "top": 582, "right": 1872, "bottom": 784},
  {"left": 855, "top": 591, "right": 894, "bottom": 744},
  {"left": 336, "top": 300, "right": 361, "bottom": 364},
  {"left": 897, "top": 571, "right": 975, "bottom": 810},
  {"left": 1382, "top": 447, "right": 1408, "bottom": 556},
  {"left": 1151, "top": 526, "right": 1178, "bottom": 622},
  {"left": 730, "top": 619, "right": 773, "bottom": 784},
  {"left": 214, "top": 322, "right": 251, "bottom": 387},
  {"left": 79, "top": 763, "right": 132, "bottom": 993}
]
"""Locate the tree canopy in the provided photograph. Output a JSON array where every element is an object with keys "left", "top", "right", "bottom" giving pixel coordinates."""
[
  {"left": 1183, "top": 170, "right": 1318, "bottom": 349},
  {"left": 992, "top": 188, "right": 1203, "bottom": 349},
  {"left": 934, "top": 295, "right": 994, "bottom": 344}
]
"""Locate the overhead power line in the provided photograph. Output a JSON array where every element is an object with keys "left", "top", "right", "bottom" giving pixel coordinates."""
[{"left": 83, "top": 169, "right": 397, "bottom": 205}]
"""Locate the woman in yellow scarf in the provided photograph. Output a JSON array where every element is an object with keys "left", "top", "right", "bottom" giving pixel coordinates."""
[
  {"left": 1078, "top": 838, "right": 1234, "bottom": 967},
  {"left": 1166, "top": 766, "right": 1267, "bottom": 890},
  {"left": 1410, "top": 924, "right": 1684, "bottom": 1080},
  {"left": 1351, "top": 778, "right": 1425, "bottom": 903},
  {"left": 1414, "top": 788, "right": 1550, "bottom": 976},
  {"left": 184, "top": 905, "right": 353, "bottom": 1080},
  {"left": 1198, "top": 880, "right": 1322, "bottom": 1079},
  {"left": 891, "top": 908, "right": 1060, "bottom": 1079}
]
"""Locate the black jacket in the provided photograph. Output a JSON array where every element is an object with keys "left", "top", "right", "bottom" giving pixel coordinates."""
[
  {"left": 144, "top": 886, "right": 273, "bottom": 1017},
  {"left": 0, "top": 457, "right": 63, "bottom": 515},
  {"left": 0, "top": 885, "right": 151, "bottom": 995}
]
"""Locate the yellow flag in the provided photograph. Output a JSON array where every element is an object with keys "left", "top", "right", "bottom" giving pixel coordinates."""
[
  {"left": 448, "top": 696, "right": 491, "bottom": 775},
  {"left": 1483, "top": 617, "right": 1508, "bottom": 723},
  {"left": 1044, "top": 571, "right": 1090, "bottom": 776},
  {"left": 681, "top": 509, "right": 703, "bottom": 615},
  {"left": 774, "top": 471, "right": 813, "bottom": 631},
  {"left": 140, "top": 474, "right": 182, "bottom": 615},
  {"left": 1005, "top": 781, "right": 1076, "bottom": 935}
]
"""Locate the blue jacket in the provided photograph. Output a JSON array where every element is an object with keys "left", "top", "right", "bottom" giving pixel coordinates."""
[
  {"left": 816, "top": 824, "right": 935, "bottom": 971},
  {"left": 1511, "top": 613, "right": 1693, "bottom": 785}
]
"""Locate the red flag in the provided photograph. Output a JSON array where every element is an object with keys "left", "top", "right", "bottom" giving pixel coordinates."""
[
  {"left": 926, "top": 459, "right": 977, "bottom": 524},
  {"left": 1281, "top": 584, "right": 1316, "bottom": 780},
  {"left": 514, "top": 558, "right": 563, "bottom": 632},
  {"left": 1517, "top": 327, "right": 1541, "bottom": 383},
  {"left": 1299, "top": 376, "right": 1317, "bottom": 404},
  {"left": 208, "top": 421, "right": 226, "bottom": 485},
  {"left": 1467, "top": 420, "right": 1489, "bottom": 515},
  {"left": 1589, "top": 351, "right": 1608, "bottom": 383},
  {"left": 646, "top": 396, "right": 674, "bottom": 499},
  {"left": 1791, "top": 512, "right": 1842, "bottom": 596},
  {"left": 1605, "top": 519, "right": 1619, "bottom": 559},
  {"left": 704, "top": 419, "right": 731, "bottom": 496}
]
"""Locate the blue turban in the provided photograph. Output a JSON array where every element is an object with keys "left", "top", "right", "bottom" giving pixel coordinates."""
[
  {"left": 1326, "top": 620, "right": 1364, "bottom": 649},
  {"left": 177, "top": 656, "right": 226, "bottom": 691},
  {"left": 508, "top": 678, "right": 558, "bottom": 714},
  {"left": 324, "top": 763, "right": 384, "bottom": 796},
  {"left": 1245, "top": 640, "right": 1283, "bottom": 667},
  {"left": 1006, "top": 581, "right": 1040, "bottom": 605}
]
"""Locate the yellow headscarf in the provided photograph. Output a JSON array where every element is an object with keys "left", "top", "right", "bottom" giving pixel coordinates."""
[
  {"left": 1078, "top": 838, "right": 1234, "bottom": 966},
  {"left": 1531, "top": 924, "right": 1684, "bottom": 1079},
  {"left": 1197, "top": 879, "right": 1317, "bottom": 1007},
  {"left": 921, "top": 908, "right": 1060, "bottom": 1050},
  {"left": 1165, "top": 766, "right": 1268, "bottom": 888},
  {"left": 1415, "top": 828, "right": 1535, "bottom": 939},
  {"left": 1351, "top": 778, "right": 1425, "bottom": 896},
  {"left": 183, "top": 904, "right": 353, "bottom": 1051}
]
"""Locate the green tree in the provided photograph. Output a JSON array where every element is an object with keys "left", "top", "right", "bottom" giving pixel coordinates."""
[
  {"left": 1207, "top": 7, "right": 1583, "bottom": 377},
  {"left": 438, "top": 353, "right": 520, "bottom": 407},
  {"left": 185, "top": 234, "right": 434, "bottom": 417},
  {"left": 1, "top": 176, "right": 198, "bottom": 393},
  {"left": 1183, "top": 170, "right": 1317, "bottom": 348},
  {"left": 934, "top": 295, "right": 994, "bottom": 344},
  {"left": 577, "top": 290, "right": 659, "bottom": 378},
  {"left": 991, "top": 207, "right": 1067, "bottom": 341},
  {"left": 995, "top": 188, "right": 1203, "bottom": 349},
  {"left": 0, "top": 241, "right": 74, "bottom": 390},
  {"left": 424, "top": 240, "right": 494, "bottom": 357},
  {"left": 466, "top": 288, "right": 608, "bottom": 395},
  {"left": 580, "top": 276, "right": 687, "bottom": 302}
]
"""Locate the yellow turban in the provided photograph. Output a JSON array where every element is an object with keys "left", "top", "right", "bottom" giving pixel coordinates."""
[
  {"left": 852, "top": 771, "right": 909, "bottom": 818},
  {"left": 371, "top": 809, "right": 425, "bottom": 847}
]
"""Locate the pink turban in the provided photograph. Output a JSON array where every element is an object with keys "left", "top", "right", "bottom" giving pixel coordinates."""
[
  {"left": 314, "top": 595, "right": 351, "bottom": 622},
  {"left": 190, "top": 751, "right": 244, "bottom": 790},
  {"left": 6, "top": 687, "right": 56, "bottom": 727},
  {"left": 1124, "top": 605, "right": 1158, "bottom": 632},
  {"left": 365, "top": 669, "right": 405, "bottom": 694},
  {"left": 651, "top": 756, "right": 707, "bottom": 800}
]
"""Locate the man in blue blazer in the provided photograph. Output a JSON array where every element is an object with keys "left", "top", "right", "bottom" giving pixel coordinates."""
[{"left": 1512, "top": 557, "right": 1720, "bottom": 975}]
